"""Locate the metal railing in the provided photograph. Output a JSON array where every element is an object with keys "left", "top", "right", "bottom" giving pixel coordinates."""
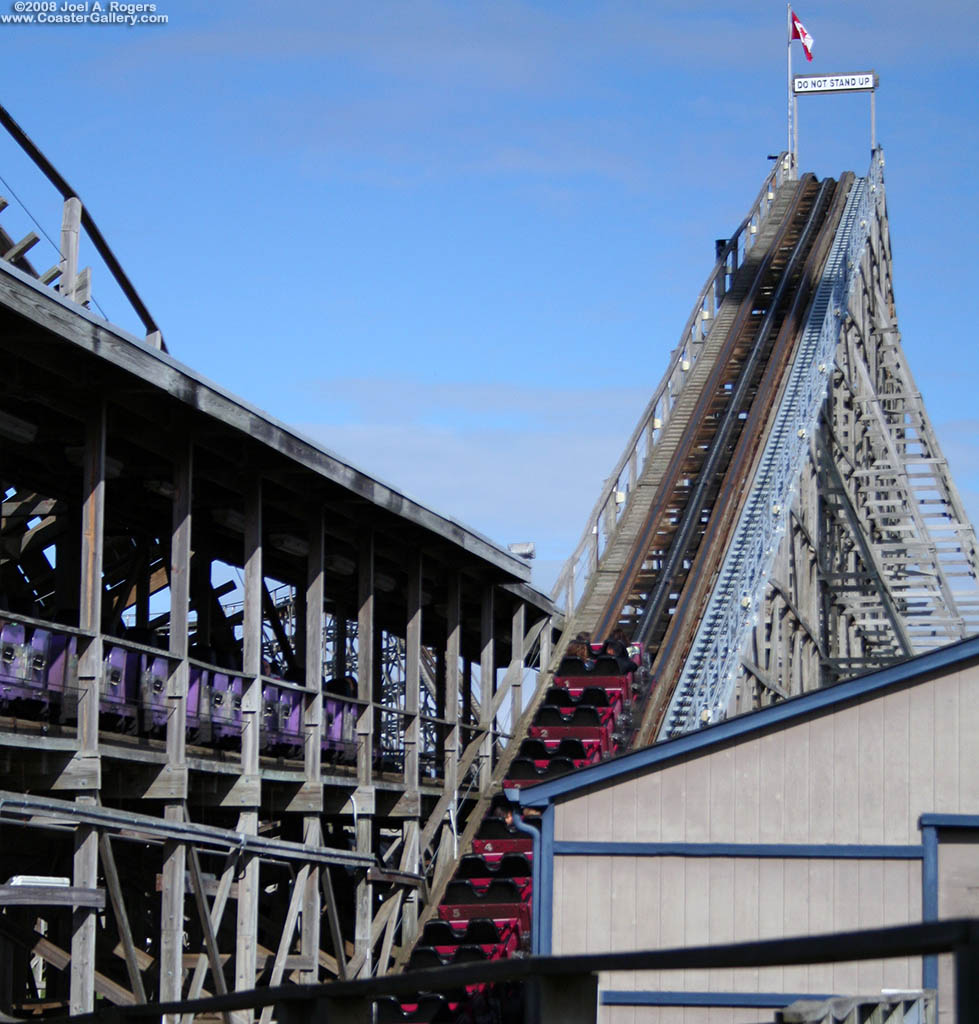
[
  {"left": 47, "top": 918, "right": 977, "bottom": 1024},
  {"left": 550, "top": 153, "right": 793, "bottom": 614}
]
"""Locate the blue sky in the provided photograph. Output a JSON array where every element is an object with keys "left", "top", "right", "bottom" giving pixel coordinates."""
[{"left": 0, "top": 0, "right": 976, "bottom": 591}]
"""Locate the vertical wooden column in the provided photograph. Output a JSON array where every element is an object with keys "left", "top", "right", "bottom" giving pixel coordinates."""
[
  {"left": 355, "top": 530, "right": 375, "bottom": 975},
  {"left": 539, "top": 617, "right": 552, "bottom": 678},
  {"left": 402, "top": 552, "right": 422, "bottom": 941},
  {"left": 161, "top": 443, "right": 192, "bottom": 1006},
  {"left": 301, "top": 511, "right": 325, "bottom": 983},
  {"left": 59, "top": 197, "right": 81, "bottom": 301},
  {"left": 443, "top": 573, "right": 461, "bottom": 861},
  {"left": 510, "top": 602, "right": 525, "bottom": 725},
  {"left": 478, "top": 586, "right": 494, "bottom": 795},
  {"left": 71, "top": 402, "right": 105, "bottom": 1015},
  {"left": 333, "top": 615, "right": 346, "bottom": 680},
  {"left": 235, "top": 481, "right": 262, "bottom": 1002}
]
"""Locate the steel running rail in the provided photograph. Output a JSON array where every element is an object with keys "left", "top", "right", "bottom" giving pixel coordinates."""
[
  {"left": 659, "top": 152, "right": 883, "bottom": 738},
  {"left": 550, "top": 154, "right": 793, "bottom": 615}
]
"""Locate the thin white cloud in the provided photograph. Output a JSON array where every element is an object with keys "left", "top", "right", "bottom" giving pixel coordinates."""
[{"left": 297, "top": 376, "right": 650, "bottom": 575}]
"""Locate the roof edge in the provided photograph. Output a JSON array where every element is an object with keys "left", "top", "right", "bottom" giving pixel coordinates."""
[{"left": 517, "top": 634, "right": 979, "bottom": 806}]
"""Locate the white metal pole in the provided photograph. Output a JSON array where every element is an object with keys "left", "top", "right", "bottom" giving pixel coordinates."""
[
  {"left": 870, "top": 90, "right": 876, "bottom": 152},
  {"left": 794, "top": 94, "right": 799, "bottom": 169},
  {"left": 787, "top": 4, "right": 792, "bottom": 165}
]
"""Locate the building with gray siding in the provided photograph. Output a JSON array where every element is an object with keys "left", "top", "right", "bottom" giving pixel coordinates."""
[{"left": 514, "top": 635, "right": 979, "bottom": 1023}]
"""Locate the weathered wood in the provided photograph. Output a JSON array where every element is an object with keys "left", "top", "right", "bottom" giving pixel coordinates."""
[
  {"left": 0, "top": 885, "right": 104, "bottom": 908},
  {"left": 355, "top": 529, "right": 375, "bottom": 976},
  {"left": 321, "top": 866, "right": 348, "bottom": 982},
  {"left": 59, "top": 197, "right": 80, "bottom": 300},
  {"left": 161, "top": 444, "right": 192, "bottom": 1011},
  {"left": 3, "top": 230, "right": 39, "bottom": 264},
  {"left": 72, "top": 403, "right": 104, "bottom": 1017},
  {"left": 183, "top": 851, "right": 237, "bottom": 1015},
  {"left": 479, "top": 586, "right": 494, "bottom": 794},
  {"left": 99, "top": 833, "right": 147, "bottom": 1002},
  {"left": 301, "top": 511, "right": 325, "bottom": 983},
  {"left": 257, "top": 863, "right": 309, "bottom": 1024},
  {"left": 0, "top": 916, "right": 136, "bottom": 1006},
  {"left": 236, "top": 480, "right": 262, "bottom": 1005},
  {"left": 186, "top": 839, "right": 230, "bottom": 1023}
]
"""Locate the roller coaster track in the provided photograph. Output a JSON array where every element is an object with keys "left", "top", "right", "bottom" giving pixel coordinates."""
[{"left": 400, "top": 151, "right": 979, "bottom": 996}]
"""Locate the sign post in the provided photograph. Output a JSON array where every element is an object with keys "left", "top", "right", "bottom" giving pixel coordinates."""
[{"left": 792, "top": 71, "right": 879, "bottom": 160}]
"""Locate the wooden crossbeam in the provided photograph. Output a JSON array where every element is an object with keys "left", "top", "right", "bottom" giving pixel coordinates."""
[
  {"left": 3, "top": 231, "right": 39, "bottom": 263},
  {"left": 0, "top": 916, "right": 136, "bottom": 1006}
]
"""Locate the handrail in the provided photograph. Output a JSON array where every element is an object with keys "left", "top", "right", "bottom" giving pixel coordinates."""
[
  {"left": 45, "top": 917, "right": 977, "bottom": 1022},
  {"left": 550, "top": 152, "right": 792, "bottom": 615}
]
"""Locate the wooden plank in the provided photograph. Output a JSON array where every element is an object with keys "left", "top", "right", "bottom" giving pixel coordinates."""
[
  {"left": 0, "top": 885, "right": 104, "bottom": 908},
  {"left": 0, "top": 917, "right": 135, "bottom": 1006},
  {"left": 258, "top": 864, "right": 309, "bottom": 1024},
  {"left": 72, "top": 404, "right": 104, "bottom": 1016},
  {"left": 235, "top": 479, "right": 262, "bottom": 997},
  {"left": 355, "top": 528, "right": 375, "bottom": 976},
  {"left": 187, "top": 840, "right": 230, "bottom": 1023},
  {"left": 479, "top": 586, "right": 494, "bottom": 795},
  {"left": 3, "top": 231, "right": 39, "bottom": 263},
  {"left": 183, "top": 852, "right": 236, "bottom": 1014},
  {"left": 99, "top": 833, "right": 147, "bottom": 1002},
  {"left": 321, "top": 866, "right": 348, "bottom": 981}
]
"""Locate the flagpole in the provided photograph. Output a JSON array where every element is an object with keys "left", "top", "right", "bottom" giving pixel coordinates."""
[{"left": 787, "top": 3, "right": 793, "bottom": 175}]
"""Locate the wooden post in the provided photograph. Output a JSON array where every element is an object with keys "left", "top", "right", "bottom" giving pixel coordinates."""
[
  {"left": 510, "top": 602, "right": 525, "bottom": 724},
  {"left": 402, "top": 552, "right": 422, "bottom": 942},
  {"left": 161, "top": 444, "right": 191, "bottom": 1009},
  {"left": 301, "top": 511, "right": 325, "bottom": 983},
  {"left": 539, "top": 615, "right": 552, "bottom": 678},
  {"left": 355, "top": 530, "right": 375, "bottom": 976},
  {"left": 479, "top": 586, "right": 494, "bottom": 795},
  {"left": 235, "top": 481, "right": 262, "bottom": 1008},
  {"left": 59, "top": 197, "right": 81, "bottom": 302},
  {"left": 71, "top": 403, "right": 105, "bottom": 1015},
  {"left": 443, "top": 573, "right": 461, "bottom": 843}
]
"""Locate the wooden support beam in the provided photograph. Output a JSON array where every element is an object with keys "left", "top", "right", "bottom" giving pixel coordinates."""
[
  {"left": 72, "top": 402, "right": 104, "bottom": 1016},
  {"left": 401, "top": 550, "right": 422, "bottom": 944},
  {"left": 99, "top": 834, "right": 147, "bottom": 1003},
  {"left": 59, "top": 197, "right": 80, "bottom": 300},
  {"left": 321, "top": 867, "right": 348, "bottom": 982},
  {"left": 478, "top": 585, "right": 494, "bottom": 795},
  {"left": 3, "top": 230, "right": 39, "bottom": 264},
  {"left": 443, "top": 572, "right": 460, "bottom": 821},
  {"left": 301, "top": 510, "right": 325, "bottom": 984},
  {"left": 0, "top": 917, "right": 136, "bottom": 1007},
  {"left": 235, "top": 481, "right": 262, "bottom": 1007},
  {"left": 355, "top": 529, "right": 375, "bottom": 977},
  {"left": 184, "top": 842, "right": 231, "bottom": 1024},
  {"left": 162, "top": 444, "right": 192, "bottom": 1010},
  {"left": 0, "top": 885, "right": 104, "bottom": 908},
  {"left": 510, "top": 602, "right": 525, "bottom": 723},
  {"left": 183, "top": 851, "right": 237, "bottom": 1015},
  {"left": 258, "top": 864, "right": 310, "bottom": 1024}
]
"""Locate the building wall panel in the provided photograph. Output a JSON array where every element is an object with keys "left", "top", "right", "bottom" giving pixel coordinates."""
[{"left": 555, "top": 663, "right": 979, "bottom": 848}]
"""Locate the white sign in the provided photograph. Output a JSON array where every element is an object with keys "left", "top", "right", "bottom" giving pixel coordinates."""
[{"left": 793, "top": 72, "right": 877, "bottom": 95}]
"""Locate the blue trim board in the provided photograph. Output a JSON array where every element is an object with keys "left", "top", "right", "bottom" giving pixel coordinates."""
[
  {"left": 539, "top": 804, "right": 555, "bottom": 956},
  {"left": 921, "top": 824, "right": 939, "bottom": 990},
  {"left": 601, "top": 991, "right": 837, "bottom": 1008},
  {"left": 516, "top": 635, "right": 979, "bottom": 808},
  {"left": 553, "top": 841, "right": 923, "bottom": 860},
  {"left": 920, "top": 813, "right": 979, "bottom": 831}
]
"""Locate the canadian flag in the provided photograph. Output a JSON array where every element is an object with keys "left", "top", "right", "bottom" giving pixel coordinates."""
[{"left": 790, "top": 10, "right": 814, "bottom": 61}]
